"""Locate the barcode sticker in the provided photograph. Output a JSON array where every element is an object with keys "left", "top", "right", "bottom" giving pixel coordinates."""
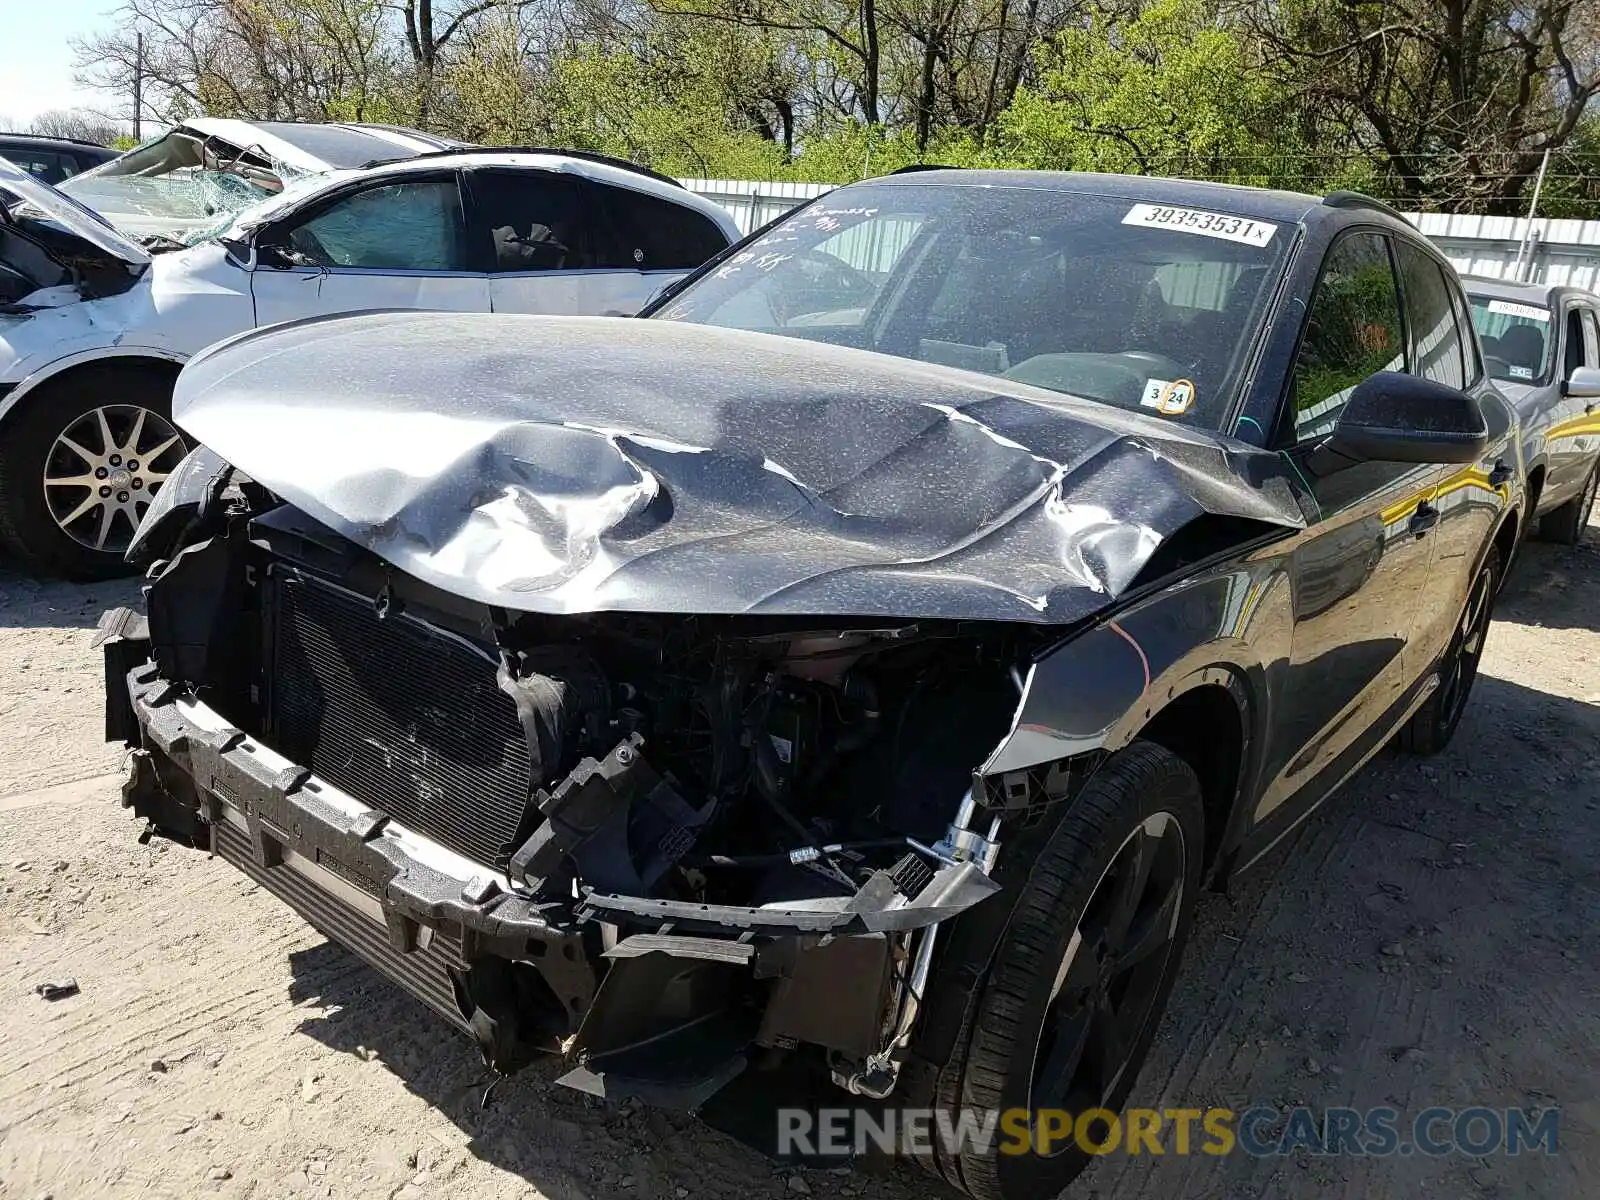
[
  {"left": 1486, "top": 299, "right": 1550, "bottom": 322},
  {"left": 1122, "top": 204, "right": 1277, "bottom": 246}
]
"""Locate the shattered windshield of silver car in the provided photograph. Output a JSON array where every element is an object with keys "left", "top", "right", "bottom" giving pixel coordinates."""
[
  {"left": 60, "top": 126, "right": 304, "bottom": 240},
  {"left": 179, "top": 172, "right": 346, "bottom": 247},
  {"left": 68, "top": 171, "right": 275, "bottom": 237}
]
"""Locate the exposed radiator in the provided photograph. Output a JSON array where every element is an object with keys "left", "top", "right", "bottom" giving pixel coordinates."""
[
  {"left": 214, "top": 822, "right": 468, "bottom": 1029},
  {"left": 265, "top": 568, "right": 532, "bottom": 869}
]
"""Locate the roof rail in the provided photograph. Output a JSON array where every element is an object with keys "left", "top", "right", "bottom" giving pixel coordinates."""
[
  {"left": 359, "top": 145, "right": 685, "bottom": 189},
  {"left": 0, "top": 131, "right": 111, "bottom": 149},
  {"left": 1322, "top": 190, "right": 1409, "bottom": 221},
  {"left": 888, "top": 163, "right": 963, "bottom": 175}
]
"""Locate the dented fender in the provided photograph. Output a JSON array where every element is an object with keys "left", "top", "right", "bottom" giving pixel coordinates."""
[
  {"left": 0, "top": 241, "right": 255, "bottom": 416},
  {"left": 986, "top": 556, "right": 1290, "bottom": 776}
]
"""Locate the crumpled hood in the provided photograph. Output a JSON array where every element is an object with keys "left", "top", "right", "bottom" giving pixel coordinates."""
[
  {"left": 0, "top": 157, "right": 151, "bottom": 271},
  {"left": 173, "top": 312, "right": 1305, "bottom": 622}
]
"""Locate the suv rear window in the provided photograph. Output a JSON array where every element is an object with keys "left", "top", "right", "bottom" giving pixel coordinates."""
[{"left": 600, "top": 187, "right": 729, "bottom": 270}]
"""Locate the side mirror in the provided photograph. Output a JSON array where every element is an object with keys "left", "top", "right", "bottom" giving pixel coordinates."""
[
  {"left": 1312, "top": 371, "right": 1488, "bottom": 473},
  {"left": 1564, "top": 365, "right": 1600, "bottom": 399},
  {"left": 218, "top": 235, "right": 252, "bottom": 266}
]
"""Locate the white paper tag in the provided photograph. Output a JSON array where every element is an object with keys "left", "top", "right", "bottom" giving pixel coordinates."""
[
  {"left": 1508, "top": 364, "right": 1534, "bottom": 379},
  {"left": 1486, "top": 299, "right": 1550, "bottom": 322},
  {"left": 1140, "top": 377, "right": 1197, "bottom": 416},
  {"left": 1122, "top": 204, "right": 1277, "bottom": 246}
]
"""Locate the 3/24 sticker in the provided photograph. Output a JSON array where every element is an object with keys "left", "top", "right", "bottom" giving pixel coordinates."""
[
  {"left": 1122, "top": 203, "right": 1277, "bottom": 247},
  {"left": 1141, "top": 377, "right": 1197, "bottom": 416}
]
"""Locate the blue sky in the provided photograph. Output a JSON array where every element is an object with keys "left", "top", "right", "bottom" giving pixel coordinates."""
[{"left": 0, "top": 0, "right": 120, "bottom": 128}]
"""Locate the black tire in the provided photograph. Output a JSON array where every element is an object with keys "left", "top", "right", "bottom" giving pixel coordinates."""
[
  {"left": 0, "top": 365, "right": 185, "bottom": 579},
  {"left": 1538, "top": 463, "right": 1597, "bottom": 546},
  {"left": 931, "top": 741, "right": 1204, "bottom": 1200},
  {"left": 1396, "top": 544, "right": 1501, "bottom": 755}
]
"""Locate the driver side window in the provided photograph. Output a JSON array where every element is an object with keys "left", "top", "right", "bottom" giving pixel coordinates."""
[
  {"left": 1291, "top": 232, "right": 1404, "bottom": 443},
  {"left": 272, "top": 178, "right": 469, "bottom": 272}
]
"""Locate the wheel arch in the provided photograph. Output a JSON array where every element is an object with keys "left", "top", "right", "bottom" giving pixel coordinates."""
[
  {"left": 0, "top": 350, "right": 186, "bottom": 431},
  {"left": 979, "top": 566, "right": 1289, "bottom": 886},
  {"left": 916, "top": 597, "right": 1280, "bottom": 1086},
  {"left": 1525, "top": 460, "right": 1546, "bottom": 517},
  {"left": 1490, "top": 504, "right": 1521, "bottom": 578},
  {"left": 1128, "top": 677, "right": 1252, "bottom": 884}
]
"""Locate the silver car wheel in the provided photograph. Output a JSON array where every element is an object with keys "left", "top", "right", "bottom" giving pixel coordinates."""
[{"left": 42, "top": 403, "right": 186, "bottom": 554}]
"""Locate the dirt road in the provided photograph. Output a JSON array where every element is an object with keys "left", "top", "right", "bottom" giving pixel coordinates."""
[{"left": 2, "top": 530, "right": 1596, "bottom": 1200}]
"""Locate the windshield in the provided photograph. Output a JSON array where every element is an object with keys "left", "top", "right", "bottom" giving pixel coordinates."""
[
  {"left": 652, "top": 182, "right": 1290, "bottom": 429},
  {"left": 60, "top": 126, "right": 309, "bottom": 240},
  {"left": 66, "top": 171, "right": 275, "bottom": 232},
  {"left": 1467, "top": 294, "right": 1554, "bottom": 385},
  {"left": 179, "top": 171, "right": 346, "bottom": 246}
]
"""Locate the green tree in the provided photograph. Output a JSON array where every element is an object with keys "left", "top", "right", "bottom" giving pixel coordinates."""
[
  {"left": 1256, "top": 0, "right": 1600, "bottom": 212},
  {"left": 991, "top": 0, "right": 1310, "bottom": 184}
]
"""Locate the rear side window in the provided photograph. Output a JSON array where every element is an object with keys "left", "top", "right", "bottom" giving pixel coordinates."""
[
  {"left": 1291, "top": 232, "right": 1404, "bottom": 442},
  {"left": 1394, "top": 243, "right": 1466, "bottom": 389},
  {"left": 1, "top": 149, "right": 77, "bottom": 184},
  {"left": 1447, "top": 283, "right": 1482, "bottom": 384},
  {"left": 471, "top": 169, "right": 595, "bottom": 271},
  {"left": 599, "top": 186, "right": 729, "bottom": 270},
  {"left": 278, "top": 178, "right": 469, "bottom": 271}
]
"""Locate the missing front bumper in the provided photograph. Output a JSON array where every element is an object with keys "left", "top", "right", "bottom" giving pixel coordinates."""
[{"left": 105, "top": 635, "right": 1001, "bottom": 1106}]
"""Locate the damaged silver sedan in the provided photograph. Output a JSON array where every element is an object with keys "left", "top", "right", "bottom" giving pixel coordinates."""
[
  {"left": 101, "top": 171, "right": 1522, "bottom": 1197},
  {"left": 59, "top": 118, "right": 458, "bottom": 242}
]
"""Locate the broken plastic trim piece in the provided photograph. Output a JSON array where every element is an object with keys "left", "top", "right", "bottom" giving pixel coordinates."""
[
  {"left": 839, "top": 787, "right": 1001, "bottom": 1098},
  {"left": 577, "top": 858, "right": 1000, "bottom": 937}
]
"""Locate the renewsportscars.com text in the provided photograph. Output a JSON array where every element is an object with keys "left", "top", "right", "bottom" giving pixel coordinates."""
[{"left": 777, "top": 1106, "right": 1559, "bottom": 1158}]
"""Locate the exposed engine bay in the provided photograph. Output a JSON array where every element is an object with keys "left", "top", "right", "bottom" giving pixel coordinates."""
[
  {"left": 104, "top": 482, "right": 1058, "bottom": 1112},
  {"left": 497, "top": 613, "right": 1023, "bottom": 906}
]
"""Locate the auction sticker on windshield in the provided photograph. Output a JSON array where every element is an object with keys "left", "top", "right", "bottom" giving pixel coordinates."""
[
  {"left": 1122, "top": 204, "right": 1277, "bottom": 246},
  {"left": 1486, "top": 299, "right": 1550, "bottom": 322},
  {"left": 1141, "top": 377, "right": 1197, "bottom": 416}
]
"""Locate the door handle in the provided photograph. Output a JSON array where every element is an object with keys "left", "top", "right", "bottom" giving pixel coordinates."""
[
  {"left": 1409, "top": 500, "right": 1439, "bottom": 537},
  {"left": 1488, "top": 460, "right": 1513, "bottom": 488}
]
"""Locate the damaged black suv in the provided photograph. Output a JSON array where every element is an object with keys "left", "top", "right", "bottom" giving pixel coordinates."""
[{"left": 101, "top": 171, "right": 1521, "bottom": 1198}]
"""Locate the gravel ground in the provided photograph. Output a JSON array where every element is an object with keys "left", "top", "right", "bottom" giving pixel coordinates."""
[{"left": 1, "top": 523, "right": 1596, "bottom": 1200}]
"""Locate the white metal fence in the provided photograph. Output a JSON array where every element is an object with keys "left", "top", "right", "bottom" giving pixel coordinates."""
[
  {"left": 677, "top": 178, "right": 832, "bottom": 235},
  {"left": 678, "top": 177, "right": 1600, "bottom": 291},
  {"left": 1405, "top": 213, "right": 1600, "bottom": 292}
]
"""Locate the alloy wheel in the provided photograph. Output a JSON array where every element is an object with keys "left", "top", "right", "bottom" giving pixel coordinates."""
[
  {"left": 1027, "top": 810, "right": 1188, "bottom": 1142},
  {"left": 42, "top": 404, "right": 186, "bottom": 555}
]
